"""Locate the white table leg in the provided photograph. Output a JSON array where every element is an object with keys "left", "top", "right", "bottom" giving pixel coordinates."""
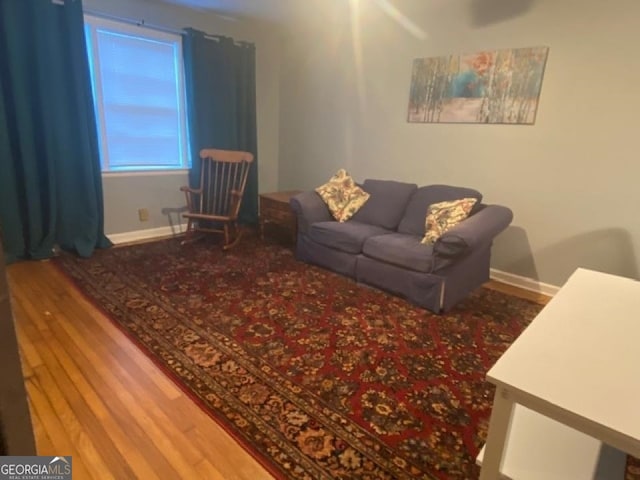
[{"left": 479, "top": 387, "right": 515, "bottom": 480}]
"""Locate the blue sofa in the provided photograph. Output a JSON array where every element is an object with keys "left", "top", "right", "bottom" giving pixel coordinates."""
[{"left": 290, "top": 180, "right": 513, "bottom": 313}]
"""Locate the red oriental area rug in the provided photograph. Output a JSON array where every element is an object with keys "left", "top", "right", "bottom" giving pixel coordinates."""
[{"left": 54, "top": 237, "right": 640, "bottom": 479}]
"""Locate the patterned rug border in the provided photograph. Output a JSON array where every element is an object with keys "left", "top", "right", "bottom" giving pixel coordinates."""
[{"left": 51, "top": 255, "right": 286, "bottom": 480}]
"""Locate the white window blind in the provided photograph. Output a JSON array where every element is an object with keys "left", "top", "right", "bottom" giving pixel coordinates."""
[{"left": 84, "top": 15, "right": 190, "bottom": 172}]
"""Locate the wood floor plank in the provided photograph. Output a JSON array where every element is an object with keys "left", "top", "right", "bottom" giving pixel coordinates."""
[
  {"left": 56, "top": 276, "right": 184, "bottom": 401},
  {"left": 27, "top": 395, "right": 57, "bottom": 455},
  {"left": 50, "top": 305, "right": 206, "bottom": 466},
  {"left": 42, "top": 310, "right": 183, "bottom": 479},
  {"left": 483, "top": 279, "right": 551, "bottom": 305},
  {"left": 10, "top": 265, "right": 196, "bottom": 478},
  {"left": 9, "top": 261, "right": 235, "bottom": 478},
  {"left": 24, "top": 375, "right": 95, "bottom": 480},
  {"left": 15, "top": 320, "right": 43, "bottom": 369},
  {"left": 184, "top": 416, "right": 274, "bottom": 480},
  {"left": 57, "top": 295, "right": 195, "bottom": 426},
  {"left": 193, "top": 457, "right": 229, "bottom": 480},
  {"left": 16, "top": 298, "right": 163, "bottom": 480},
  {"left": 33, "top": 364, "right": 120, "bottom": 480},
  {"left": 44, "top": 301, "right": 204, "bottom": 476},
  {"left": 13, "top": 297, "right": 122, "bottom": 479},
  {"left": 7, "top": 258, "right": 547, "bottom": 480}
]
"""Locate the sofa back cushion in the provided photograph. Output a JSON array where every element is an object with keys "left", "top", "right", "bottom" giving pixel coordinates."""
[
  {"left": 350, "top": 179, "right": 417, "bottom": 230},
  {"left": 397, "top": 184, "right": 483, "bottom": 236}
]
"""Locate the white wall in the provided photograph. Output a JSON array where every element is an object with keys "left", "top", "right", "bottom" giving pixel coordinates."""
[
  {"left": 85, "top": 0, "right": 281, "bottom": 235},
  {"left": 277, "top": 0, "right": 640, "bottom": 287}
]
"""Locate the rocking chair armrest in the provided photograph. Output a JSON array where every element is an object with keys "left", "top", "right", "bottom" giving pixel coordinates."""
[
  {"left": 184, "top": 213, "right": 235, "bottom": 222},
  {"left": 180, "top": 186, "right": 202, "bottom": 194}
]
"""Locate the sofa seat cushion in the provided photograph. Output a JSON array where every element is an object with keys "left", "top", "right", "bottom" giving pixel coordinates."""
[
  {"left": 398, "top": 185, "right": 483, "bottom": 236},
  {"left": 350, "top": 179, "right": 417, "bottom": 230},
  {"left": 362, "top": 233, "right": 435, "bottom": 273},
  {"left": 308, "top": 221, "right": 393, "bottom": 254}
]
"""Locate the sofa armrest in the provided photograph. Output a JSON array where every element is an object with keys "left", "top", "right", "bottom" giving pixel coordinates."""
[
  {"left": 290, "top": 191, "right": 333, "bottom": 234},
  {"left": 433, "top": 204, "right": 513, "bottom": 258}
]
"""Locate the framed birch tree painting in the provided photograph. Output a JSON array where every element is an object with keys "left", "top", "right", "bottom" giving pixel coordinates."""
[{"left": 407, "top": 46, "right": 549, "bottom": 124}]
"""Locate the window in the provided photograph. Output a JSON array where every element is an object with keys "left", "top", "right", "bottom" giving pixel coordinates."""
[{"left": 84, "top": 16, "right": 190, "bottom": 172}]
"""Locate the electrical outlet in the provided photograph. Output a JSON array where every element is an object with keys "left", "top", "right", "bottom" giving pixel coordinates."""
[{"left": 138, "top": 208, "right": 149, "bottom": 222}]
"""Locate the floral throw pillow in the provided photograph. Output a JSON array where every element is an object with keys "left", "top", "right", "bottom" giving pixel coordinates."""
[
  {"left": 315, "top": 169, "right": 370, "bottom": 222},
  {"left": 421, "top": 198, "right": 477, "bottom": 245}
]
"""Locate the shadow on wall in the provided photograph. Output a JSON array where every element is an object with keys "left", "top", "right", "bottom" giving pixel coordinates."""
[
  {"left": 492, "top": 226, "right": 539, "bottom": 281},
  {"left": 470, "top": 0, "right": 536, "bottom": 26},
  {"left": 161, "top": 206, "right": 188, "bottom": 236},
  {"left": 493, "top": 226, "right": 639, "bottom": 287}
]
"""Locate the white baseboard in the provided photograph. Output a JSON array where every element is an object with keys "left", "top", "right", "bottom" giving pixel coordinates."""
[
  {"left": 490, "top": 268, "right": 560, "bottom": 297},
  {"left": 107, "top": 224, "right": 187, "bottom": 245}
]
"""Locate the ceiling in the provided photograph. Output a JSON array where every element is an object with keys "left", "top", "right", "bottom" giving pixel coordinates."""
[
  {"left": 154, "top": 0, "right": 300, "bottom": 23},
  {"left": 151, "top": 0, "right": 435, "bottom": 39}
]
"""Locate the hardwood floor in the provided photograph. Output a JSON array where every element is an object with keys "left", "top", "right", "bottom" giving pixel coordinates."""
[
  {"left": 7, "top": 259, "right": 550, "bottom": 480},
  {"left": 484, "top": 279, "right": 551, "bottom": 306},
  {"left": 8, "top": 260, "right": 273, "bottom": 480}
]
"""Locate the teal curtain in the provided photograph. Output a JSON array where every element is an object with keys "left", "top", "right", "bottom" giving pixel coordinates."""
[
  {"left": 0, "top": 0, "right": 111, "bottom": 263},
  {"left": 182, "top": 28, "right": 258, "bottom": 225}
]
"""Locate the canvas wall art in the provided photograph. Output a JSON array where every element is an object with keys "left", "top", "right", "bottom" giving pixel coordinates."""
[{"left": 407, "top": 46, "right": 549, "bottom": 124}]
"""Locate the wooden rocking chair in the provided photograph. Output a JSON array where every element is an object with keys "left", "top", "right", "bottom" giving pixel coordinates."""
[{"left": 180, "top": 148, "right": 254, "bottom": 250}]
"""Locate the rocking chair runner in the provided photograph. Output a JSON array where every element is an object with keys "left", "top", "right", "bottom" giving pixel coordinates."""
[{"left": 180, "top": 148, "right": 254, "bottom": 250}]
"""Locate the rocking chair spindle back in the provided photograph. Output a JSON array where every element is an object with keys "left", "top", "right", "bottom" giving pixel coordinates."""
[{"left": 180, "top": 148, "right": 254, "bottom": 250}]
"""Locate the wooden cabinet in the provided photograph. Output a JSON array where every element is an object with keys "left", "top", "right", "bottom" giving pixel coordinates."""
[{"left": 259, "top": 191, "right": 301, "bottom": 243}]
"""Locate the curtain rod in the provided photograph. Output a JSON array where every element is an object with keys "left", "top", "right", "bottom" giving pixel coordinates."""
[
  {"left": 82, "top": 8, "right": 253, "bottom": 46},
  {"left": 84, "top": 8, "right": 186, "bottom": 36}
]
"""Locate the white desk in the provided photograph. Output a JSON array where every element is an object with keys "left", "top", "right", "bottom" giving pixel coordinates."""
[{"left": 478, "top": 268, "right": 640, "bottom": 479}]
